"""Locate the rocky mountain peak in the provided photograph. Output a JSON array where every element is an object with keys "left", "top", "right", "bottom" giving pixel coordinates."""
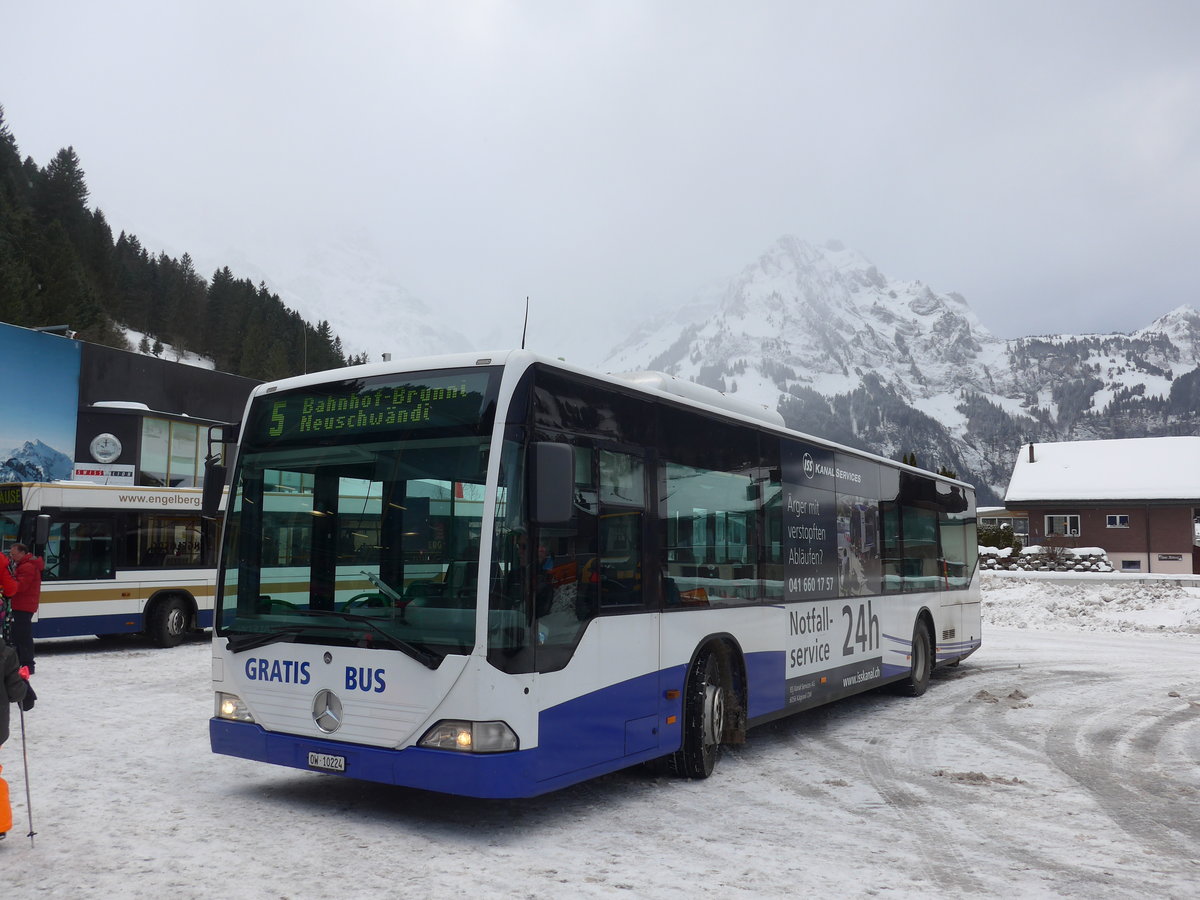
[{"left": 600, "top": 237, "right": 1200, "bottom": 504}]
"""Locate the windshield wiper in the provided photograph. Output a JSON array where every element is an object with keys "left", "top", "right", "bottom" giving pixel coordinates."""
[
  {"left": 225, "top": 619, "right": 359, "bottom": 654},
  {"left": 285, "top": 609, "right": 444, "bottom": 669},
  {"left": 226, "top": 627, "right": 304, "bottom": 653}
]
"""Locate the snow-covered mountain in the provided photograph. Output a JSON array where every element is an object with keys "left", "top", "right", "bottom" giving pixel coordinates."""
[
  {"left": 600, "top": 237, "right": 1200, "bottom": 504},
  {"left": 1, "top": 439, "right": 73, "bottom": 482}
]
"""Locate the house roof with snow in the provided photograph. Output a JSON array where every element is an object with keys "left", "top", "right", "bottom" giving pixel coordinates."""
[{"left": 1005, "top": 437, "right": 1200, "bottom": 504}]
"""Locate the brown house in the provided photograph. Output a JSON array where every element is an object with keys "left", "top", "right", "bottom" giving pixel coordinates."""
[{"left": 1004, "top": 437, "right": 1200, "bottom": 575}]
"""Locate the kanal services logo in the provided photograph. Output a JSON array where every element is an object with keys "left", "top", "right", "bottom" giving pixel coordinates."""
[{"left": 802, "top": 452, "right": 814, "bottom": 479}]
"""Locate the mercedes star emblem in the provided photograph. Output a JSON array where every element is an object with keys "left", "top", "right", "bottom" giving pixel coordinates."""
[{"left": 312, "top": 689, "right": 343, "bottom": 734}]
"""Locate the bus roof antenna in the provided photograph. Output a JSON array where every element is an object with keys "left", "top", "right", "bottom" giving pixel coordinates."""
[{"left": 521, "top": 296, "right": 529, "bottom": 349}]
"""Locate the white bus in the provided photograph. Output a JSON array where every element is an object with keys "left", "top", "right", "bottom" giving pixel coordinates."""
[
  {"left": 208, "top": 351, "right": 980, "bottom": 797},
  {"left": 0, "top": 481, "right": 219, "bottom": 646}
]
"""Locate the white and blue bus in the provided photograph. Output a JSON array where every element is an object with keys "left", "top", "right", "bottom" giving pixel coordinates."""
[
  {"left": 0, "top": 481, "right": 219, "bottom": 646},
  {"left": 208, "top": 351, "right": 980, "bottom": 797}
]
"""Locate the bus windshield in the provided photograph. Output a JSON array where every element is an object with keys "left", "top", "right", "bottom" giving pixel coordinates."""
[{"left": 215, "top": 368, "right": 499, "bottom": 663}]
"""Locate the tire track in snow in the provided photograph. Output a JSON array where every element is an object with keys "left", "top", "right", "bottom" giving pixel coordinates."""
[
  {"left": 857, "top": 732, "right": 978, "bottom": 896},
  {"left": 1044, "top": 690, "right": 1200, "bottom": 859}
]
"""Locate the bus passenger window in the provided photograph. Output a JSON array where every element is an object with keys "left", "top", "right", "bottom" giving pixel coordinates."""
[
  {"left": 663, "top": 461, "right": 757, "bottom": 608},
  {"left": 901, "top": 505, "right": 941, "bottom": 591}
]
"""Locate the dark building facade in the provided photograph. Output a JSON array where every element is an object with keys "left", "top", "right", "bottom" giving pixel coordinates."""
[{"left": 0, "top": 321, "right": 259, "bottom": 488}]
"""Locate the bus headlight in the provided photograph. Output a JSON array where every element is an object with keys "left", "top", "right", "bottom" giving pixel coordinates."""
[
  {"left": 418, "top": 720, "right": 518, "bottom": 753},
  {"left": 216, "top": 692, "right": 255, "bottom": 723}
]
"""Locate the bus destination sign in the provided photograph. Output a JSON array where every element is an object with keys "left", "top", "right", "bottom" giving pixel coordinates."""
[
  {"left": 0, "top": 485, "right": 22, "bottom": 511},
  {"left": 250, "top": 371, "right": 493, "bottom": 445}
]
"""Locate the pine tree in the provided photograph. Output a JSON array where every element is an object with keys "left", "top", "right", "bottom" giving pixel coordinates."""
[
  {"left": 0, "top": 105, "right": 26, "bottom": 205},
  {"left": 170, "top": 253, "right": 206, "bottom": 350},
  {"left": 35, "top": 147, "right": 91, "bottom": 252},
  {"left": 203, "top": 266, "right": 239, "bottom": 366},
  {"left": 32, "top": 220, "right": 86, "bottom": 325},
  {"left": 0, "top": 114, "right": 37, "bottom": 323}
]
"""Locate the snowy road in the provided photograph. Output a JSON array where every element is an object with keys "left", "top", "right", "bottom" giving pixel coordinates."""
[{"left": 3, "top": 593, "right": 1198, "bottom": 898}]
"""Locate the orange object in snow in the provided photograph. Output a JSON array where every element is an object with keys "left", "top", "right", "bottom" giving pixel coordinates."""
[{"left": 0, "top": 762, "right": 11, "bottom": 835}]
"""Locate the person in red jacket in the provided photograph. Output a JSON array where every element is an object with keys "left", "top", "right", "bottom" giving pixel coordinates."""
[
  {"left": 6, "top": 544, "right": 42, "bottom": 675},
  {"left": 0, "top": 558, "right": 17, "bottom": 650}
]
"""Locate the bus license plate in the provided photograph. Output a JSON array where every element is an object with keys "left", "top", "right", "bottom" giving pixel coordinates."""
[{"left": 308, "top": 752, "right": 345, "bottom": 772}]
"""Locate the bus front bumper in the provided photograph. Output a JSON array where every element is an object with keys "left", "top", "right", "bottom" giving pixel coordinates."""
[{"left": 209, "top": 718, "right": 656, "bottom": 798}]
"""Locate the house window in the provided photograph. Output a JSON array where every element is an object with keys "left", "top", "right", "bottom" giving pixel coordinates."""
[
  {"left": 1044, "top": 514, "right": 1080, "bottom": 537},
  {"left": 1106, "top": 514, "right": 1130, "bottom": 528},
  {"left": 1121, "top": 559, "right": 1142, "bottom": 571},
  {"left": 979, "top": 515, "right": 1029, "bottom": 536}
]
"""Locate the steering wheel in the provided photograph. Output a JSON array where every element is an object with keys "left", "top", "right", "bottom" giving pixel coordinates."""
[
  {"left": 259, "top": 596, "right": 300, "bottom": 613},
  {"left": 340, "top": 591, "right": 386, "bottom": 611}
]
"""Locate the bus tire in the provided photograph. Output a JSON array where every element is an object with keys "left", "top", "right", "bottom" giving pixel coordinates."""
[
  {"left": 670, "top": 645, "right": 727, "bottom": 779},
  {"left": 149, "top": 594, "right": 191, "bottom": 648},
  {"left": 898, "top": 619, "right": 932, "bottom": 697}
]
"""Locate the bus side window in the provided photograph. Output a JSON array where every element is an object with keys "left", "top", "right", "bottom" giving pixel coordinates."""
[
  {"left": 663, "top": 461, "right": 757, "bottom": 608},
  {"left": 597, "top": 451, "right": 646, "bottom": 610},
  {"left": 50, "top": 518, "right": 116, "bottom": 580},
  {"left": 530, "top": 446, "right": 600, "bottom": 673},
  {"left": 599, "top": 509, "right": 643, "bottom": 607},
  {"left": 41, "top": 521, "right": 66, "bottom": 580}
]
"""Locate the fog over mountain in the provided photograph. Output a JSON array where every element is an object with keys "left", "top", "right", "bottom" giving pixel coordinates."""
[
  {"left": 245, "top": 234, "right": 1199, "bottom": 505},
  {"left": 597, "top": 237, "right": 1200, "bottom": 504}
]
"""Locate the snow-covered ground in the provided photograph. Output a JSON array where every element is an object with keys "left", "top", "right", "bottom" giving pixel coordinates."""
[
  {"left": 120, "top": 326, "right": 216, "bottom": 370},
  {"left": 3, "top": 574, "right": 1198, "bottom": 898}
]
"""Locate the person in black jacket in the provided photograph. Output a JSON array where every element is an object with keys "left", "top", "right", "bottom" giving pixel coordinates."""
[{"left": 1, "top": 643, "right": 29, "bottom": 840}]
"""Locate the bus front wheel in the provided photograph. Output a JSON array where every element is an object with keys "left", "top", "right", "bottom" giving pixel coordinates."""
[
  {"left": 149, "top": 595, "right": 191, "bottom": 648},
  {"left": 671, "top": 646, "right": 727, "bottom": 779}
]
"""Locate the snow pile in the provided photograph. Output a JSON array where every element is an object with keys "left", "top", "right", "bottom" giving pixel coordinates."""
[
  {"left": 1019, "top": 545, "right": 1107, "bottom": 557},
  {"left": 981, "top": 573, "right": 1200, "bottom": 633}
]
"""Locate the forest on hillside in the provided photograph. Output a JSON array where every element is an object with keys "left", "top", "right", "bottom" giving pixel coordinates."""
[{"left": 0, "top": 105, "right": 364, "bottom": 379}]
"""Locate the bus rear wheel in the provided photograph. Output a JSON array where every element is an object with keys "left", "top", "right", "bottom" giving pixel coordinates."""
[
  {"left": 670, "top": 646, "right": 727, "bottom": 779},
  {"left": 898, "top": 619, "right": 932, "bottom": 697},
  {"left": 149, "top": 595, "right": 191, "bottom": 648}
]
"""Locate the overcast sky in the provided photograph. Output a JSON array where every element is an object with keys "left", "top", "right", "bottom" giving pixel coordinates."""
[{"left": 3, "top": 1, "right": 1198, "bottom": 358}]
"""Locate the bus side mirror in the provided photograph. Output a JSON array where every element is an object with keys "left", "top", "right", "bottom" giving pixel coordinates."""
[
  {"left": 34, "top": 513, "right": 50, "bottom": 548},
  {"left": 202, "top": 462, "right": 227, "bottom": 519},
  {"left": 202, "top": 423, "right": 237, "bottom": 520},
  {"left": 529, "top": 442, "right": 574, "bottom": 526},
  {"left": 208, "top": 423, "right": 238, "bottom": 447}
]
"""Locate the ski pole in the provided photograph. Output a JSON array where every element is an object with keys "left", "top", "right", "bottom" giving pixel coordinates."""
[{"left": 18, "top": 704, "right": 34, "bottom": 847}]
